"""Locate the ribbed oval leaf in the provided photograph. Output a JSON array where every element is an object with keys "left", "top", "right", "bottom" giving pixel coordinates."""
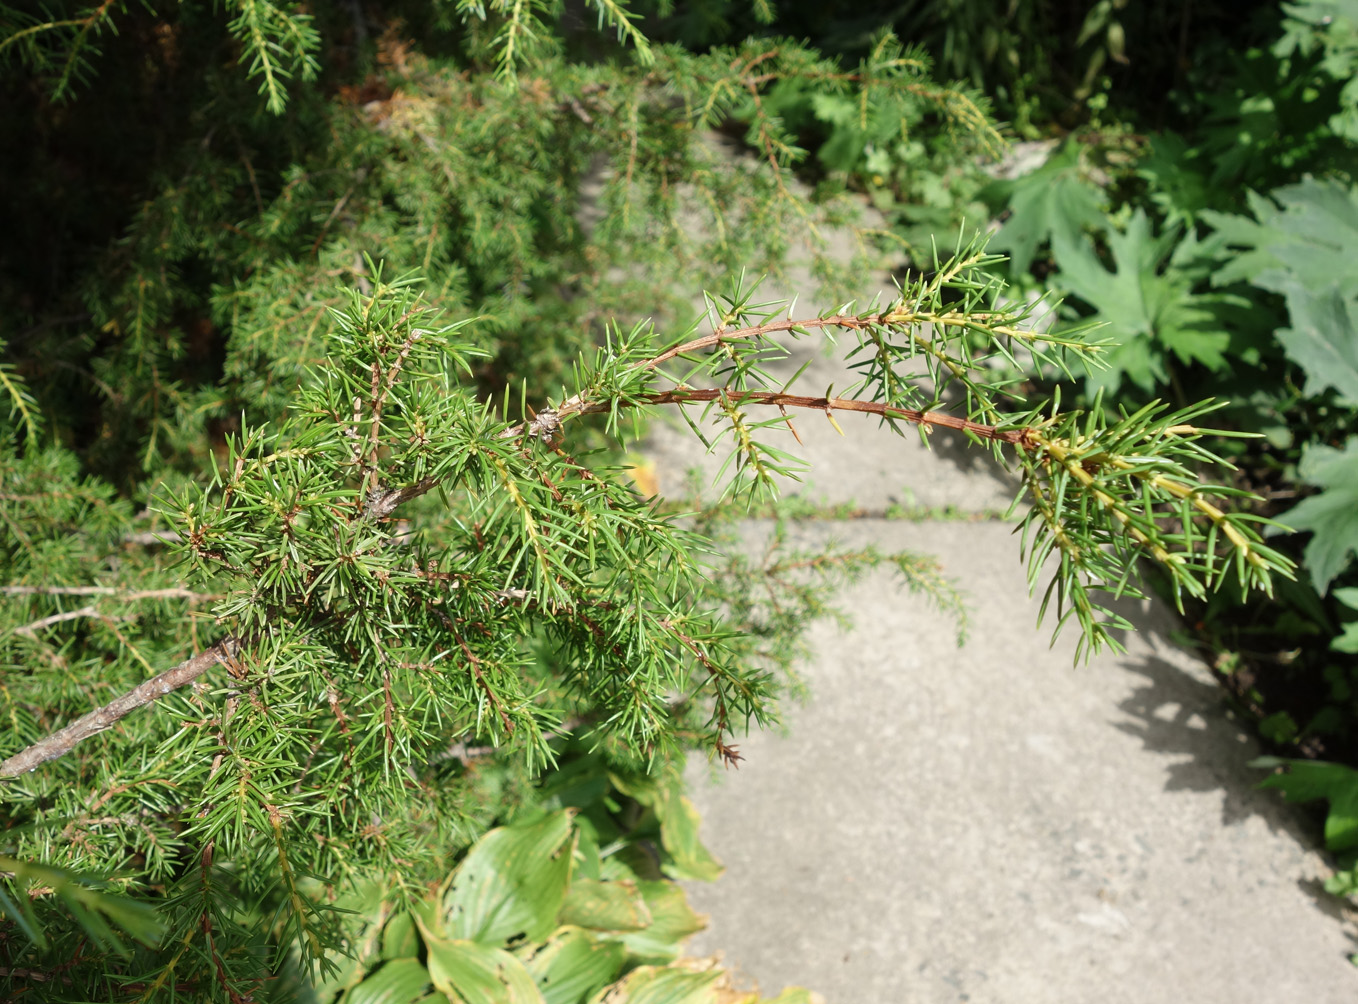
[
  {"left": 608, "top": 882, "right": 705, "bottom": 963},
  {"left": 759, "top": 989, "right": 823, "bottom": 1004},
  {"left": 346, "top": 958, "right": 433, "bottom": 1004},
  {"left": 383, "top": 912, "right": 421, "bottom": 961},
  {"left": 444, "top": 811, "right": 576, "bottom": 946},
  {"left": 584, "top": 965, "right": 719, "bottom": 1004},
  {"left": 652, "top": 790, "right": 722, "bottom": 883},
  {"left": 418, "top": 923, "right": 546, "bottom": 1004},
  {"left": 519, "top": 925, "right": 626, "bottom": 1004}
]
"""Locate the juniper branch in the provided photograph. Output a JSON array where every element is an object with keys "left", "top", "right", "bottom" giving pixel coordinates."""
[
  {"left": 578, "top": 388, "right": 1028, "bottom": 443},
  {"left": 0, "top": 290, "right": 1292, "bottom": 781}
]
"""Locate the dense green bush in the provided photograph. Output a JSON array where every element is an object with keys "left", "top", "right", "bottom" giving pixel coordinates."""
[{"left": 0, "top": 2, "right": 1308, "bottom": 999}]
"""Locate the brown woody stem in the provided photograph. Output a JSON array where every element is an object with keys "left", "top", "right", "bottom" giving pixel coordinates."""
[
  {"left": 0, "top": 638, "right": 240, "bottom": 779},
  {"left": 603, "top": 388, "right": 1026, "bottom": 443}
]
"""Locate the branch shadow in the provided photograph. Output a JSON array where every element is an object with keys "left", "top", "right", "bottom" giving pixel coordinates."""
[
  {"left": 1103, "top": 627, "right": 1358, "bottom": 957},
  {"left": 1110, "top": 651, "right": 1306, "bottom": 832},
  {"left": 1094, "top": 591, "right": 1305, "bottom": 826},
  {"left": 927, "top": 425, "right": 1022, "bottom": 492},
  {"left": 1096, "top": 588, "right": 1358, "bottom": 956}
]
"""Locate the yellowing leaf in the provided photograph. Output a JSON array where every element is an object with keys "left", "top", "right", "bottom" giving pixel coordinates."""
[
  {"left": 609, "top": 881, "right": 706, "bottom": 963},
  {"left": 560, "top": 878, "right": 652, "bottom": 931},
  {"left": 587, "top": 964, "right": 720, "bottom": 1004},
  {"left": 347, "top": 958, "right": 436, "bottom": 1004},
  {"left": 418, "top": 925, "right": 546, "bottom": 1004},
  {"left": 757, "top": 990, "right": 824, "bottom": 1004},
  {"left": 442, "top": 811, "right": 576, "bottom": 946},
  {"left": 519, "top": 926, "right": 626, "bottom": 1004},
  {"left": 609, "top": 774, "right": 723, "bottom": 883},
  {"left": 625, "top": 460, "right": 660, "bottom": 498},
  {"left": 652, "top": 787, "right": 723, "bottom": 883}
]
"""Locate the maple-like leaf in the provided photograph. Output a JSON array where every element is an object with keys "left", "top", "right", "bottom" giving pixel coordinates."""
[
  {"left": 1274, "top": 280, "right": 1358, "bottom": 401},
  {"left": 1281, "top": 436, "right": 1358, "bottom": 593},
  {"left": 1206, "top": 180, "right": 1358, "bottom": 292},
  {"left": 986, "top": 141, "right": 1106, "bottom": 275},
  {"left": 1205, "top": 178, "right": 1358, "bottom": 400},
  {"left": 1051, "top": 210, "right": 1235, "bottom": 395},
  {"left": 1332, "top": 588, "right": 1358, "bottom": 654}
]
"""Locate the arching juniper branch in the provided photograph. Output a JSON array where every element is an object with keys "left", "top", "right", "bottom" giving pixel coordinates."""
[
  {"left": 4, "top": 391, "right": 1007, "bottom": 776},
  {"left": 1, "top": 305, "right": 1278, "bottom": 776}
]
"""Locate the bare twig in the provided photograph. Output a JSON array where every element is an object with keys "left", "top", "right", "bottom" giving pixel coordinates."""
[
  {"left": 0, "top": 967, "right": 73, "bottom": 986},
  {"left": 7, "top": 587, "right": 215, "bottom": 642},
  {"left": 363, "top": 475, "right": 440, "bottom": 519},
  {"left": 356, "top": 310, "right": 1035, "bottom": 514},
  {"left": 382, "top": 666, "right": 395, "bottom": 764},
  {"left": 432, "top": 740, "right": 497, "bottom": 765},
  {"left": 507, "top": 310, "right": 1036, "bottom": 442},
  {"left": 12, "top": 605, "right": 99, "bottom": 637},
  {"left": 453, "top": 631, "right": 513, "bottom": 735},
  {"left": 0, "top": 638, "right": 240, "bottom": 778},
  {"left": 1, "top": 586, "right": 212, "bottom": 600},
  {"left": 662, "top": 617, "right": 738, "bottom": 753}
]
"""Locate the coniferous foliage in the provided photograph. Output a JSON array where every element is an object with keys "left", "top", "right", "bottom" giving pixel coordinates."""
[
  {"left": 0, "top": 3, "right": 1295, "bottom": 999},
  {"left": 1, "top": 252, "right": 1295, "bottom": 998}
]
